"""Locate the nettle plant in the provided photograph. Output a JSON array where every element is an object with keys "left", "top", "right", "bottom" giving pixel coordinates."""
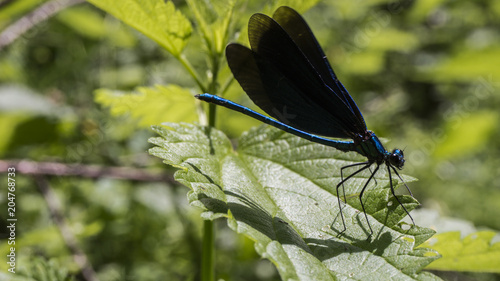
[{"left": 91, "top": 0, "right": 500, "bottom": 280}]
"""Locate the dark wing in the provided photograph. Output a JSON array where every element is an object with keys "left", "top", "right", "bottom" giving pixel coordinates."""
[
  {"left": 272, "top": 6, "right": 366, "bottom": 132},
  {"left": 226, "top": 43, "right": 351, "bottom": 138},
  {"left": 226, "top": 7, "right": 367, "bottom": 138}
]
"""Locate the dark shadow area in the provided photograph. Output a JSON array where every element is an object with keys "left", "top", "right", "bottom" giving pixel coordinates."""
[
  {"left": 305, "top": 237, "right": 364, "bottom": 261},
  {"left": 189, "top": 160, "right": 404, "bottom": 263},
  {"left": 185, "top": 162, "right": 219, "bottom": 187},
  {"left": 203, "top": 125, "right": 215, "bottom": 155}
]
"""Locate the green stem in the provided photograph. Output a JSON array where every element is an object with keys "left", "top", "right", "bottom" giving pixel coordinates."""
[
  {"left": 200, "top": 46, "right": 220, "bottom": 281},
  {"left": 201, "top": 220, "right": 215, "bottom": 281},
  {"left": 219, "top": 75, "right": 234, "bottom": 97},
  {"left": 208, "top": 103, "right": 217, "bottom": 128}
]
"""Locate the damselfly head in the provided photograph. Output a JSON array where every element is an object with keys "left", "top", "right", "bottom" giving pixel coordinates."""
[{"left": 389, "top": 149, "right": 405, "bottom": 169}]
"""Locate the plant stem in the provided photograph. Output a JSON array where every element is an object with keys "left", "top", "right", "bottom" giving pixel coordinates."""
[
  {"left": 200, "top": 40, "right": 219, "bottom": 281},
  {"left": 201, "top": 220, "right": 215, "bottom": 281},
  {"left": 208, "top": 103, "right": 217, "bottom": 128},
  {"left": 178, "top": 54, "right": 206, "bottom": 92}
]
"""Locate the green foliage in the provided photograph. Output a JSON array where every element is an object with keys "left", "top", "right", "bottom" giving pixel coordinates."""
[
  {"left": 419, "top": 48, "right": 500, "bottom": 83},
  {"left": 0, "top": 0, "right": 44, "bottom": 28},
  {"left": 2, "top": 0, "right": 500, "bottom": 279},
  {"left": 55, "top": 6, "right": 108, "bottom": 40},
  {"left": 95, "top": 85, "right": 198, "bottom": 127},
  {"left": 87, "top": 0, "right": 192, "bottom": 57},
  {"left": 421, "top": 231, "right": 500, "bottom": 273},
  {"left": 149, "top": 123, "right": 439, "bottom": 280},
  {"left": 434, "top": 111, "right": 498, "bottom": 159},
  {"left": 266, "top": 0, "right": 321, "bottom": 14},
  {"left": 0, "top": 113, "right": 33, "bottom": 154},
  {"left": 0, "top": 256, "right": 75, "bottom": 281},
  {"left": 185, "top": 0, "right": 234, "bottom": 57}
]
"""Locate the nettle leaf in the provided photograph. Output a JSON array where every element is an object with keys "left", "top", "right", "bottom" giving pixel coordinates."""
[
  {"left": 87, "top": 0, "right": 192, "bottom": 56},
  {"left": 149, "top": 123, "right": 440, "bottom": 280},
  {"left": 95, "top": 85, "right": 196, "bottom": 127},
  {"left": 421, "top": 231, "right": 500, "bottom": 273}
]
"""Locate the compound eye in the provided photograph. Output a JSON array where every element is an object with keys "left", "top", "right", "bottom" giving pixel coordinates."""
[
  {"left": 390, "top": 149, "right": 405, "bottom": 168},
  {"left": 395, "top": 149, "right": 404, "bottom": 157}
]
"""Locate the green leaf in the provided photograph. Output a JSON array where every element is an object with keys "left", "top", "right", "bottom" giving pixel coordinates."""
[
  {"left": 433, "top": 111, "right": 498, "bottom": 159},
  {"left": 0, "top": 113, "right": 32, "bottom": 154},
  {"left": 95, "top": 85, "right": 197, "bottom": 127},
  {"left": 407, "top": 0, "right": 447, "bottom": 23},
  {"left": 342, "top": 51, "right": 385, "bottom": 75},
  {"left": 12, "top": 256, "right": 74, "bottom": 281},
  {"left": 56, "top": 6, "right": 107, "bottom": 39},
  {"left": 87, "top": 0, "right": 192, "bottom": 56},
  {"left": 186, "top": 0, "right": 235, "bottom": 57},
  {"left": 0, "top": 0, "right": 43, "bottom": 25},
  {"left": 368, "top": 29, "right": 419, "bottom": 52},
  {"left": 149, "top": 123, "right": 440, "bottom": 280},
  {"left": 271, "top": 0, "right": 321, "bottom": 13},
  {"left": 418, "top": 48, "right": 500, "bottom": 82},
  {"left": 421, "top": 231, "right": 500, "bottom": 272}
]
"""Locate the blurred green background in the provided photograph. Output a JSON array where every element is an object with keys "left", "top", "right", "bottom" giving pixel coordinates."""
[{"left": 0, "top": 0, "right": 499, "bottom": 280}]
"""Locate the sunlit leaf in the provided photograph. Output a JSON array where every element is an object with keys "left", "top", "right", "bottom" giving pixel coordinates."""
[
  {"left": 87, "top": 0, "right": 192, "bottom": 56},
  {"left": 56, "top": 6, "right": 107, "bottom": 39},
  {"left": 0, "top": 113, "right": 31, "bottom": 154},
  {"left": 421, "top": 231, "right": 500, "bottom": 272},
  {"left": 419, "top": 48, "right": 500, "bottom": 82},
  {"left": 434, "top": 111, "right": 497, "bottom": 159},
  {"left": 369, "top": 29, "right": 419, "bottom": 52},
  {"left": 95, "top": 85, "right": 197, "bottom": 127},
  {"left": 270, "top": 0, "right": 321, "bottom": 13},
  {"left": 407, "top": 0, "right": 446, "bottom": 22},
  {"left": 342, "top": 51, "right": 385, "bottom": 75},
  {"left": 149, "top": 123, "right": 440, "bottom": 280},
  {"left": 0, "top": 0, "right": 44, "bottom": 25},
  {"left": 186, "top": 0, "right": 235, "bottom": 57}
]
